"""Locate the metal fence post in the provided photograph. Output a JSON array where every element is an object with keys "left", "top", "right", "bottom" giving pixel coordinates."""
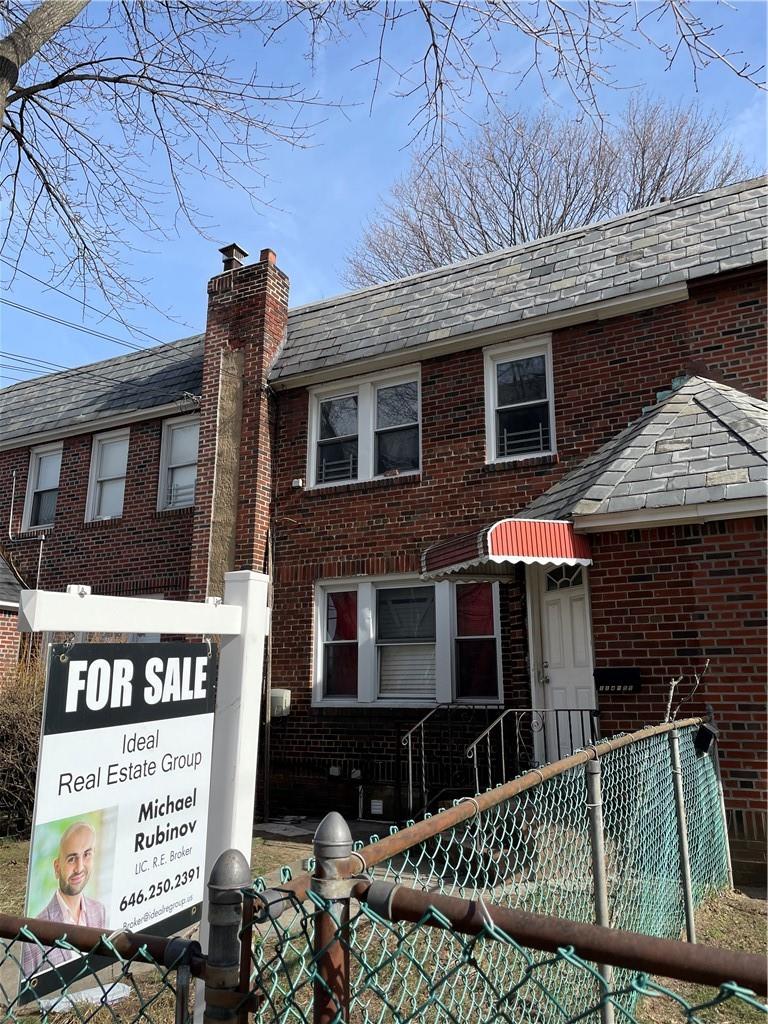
[
  {"left": 312, "top": 812, "right": 354, "bottom": 1024},
  {"left": 668, "top": 728, "right": 697, "bottom": 944},
  {"left": 203, "top": 849, "right": 252, "bottom": 1024},
  {"left": 585, "top": 758, "right": 615, "bottom": 1024}
]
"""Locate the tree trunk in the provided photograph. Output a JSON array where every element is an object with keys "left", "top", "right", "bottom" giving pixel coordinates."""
[{"left": 0, "top": 0, "right": 89, "bottom": 121}]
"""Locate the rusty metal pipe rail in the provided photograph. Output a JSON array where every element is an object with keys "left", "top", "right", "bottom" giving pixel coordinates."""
[
  {"left": 350, "top": 880, "right": 767, "bottom": 996},
  {"left": 257, "top": 718, "right": 704, "bottom": 908},
  {"left": 0, "top": 912, "right": 206, "bottom": 977}
]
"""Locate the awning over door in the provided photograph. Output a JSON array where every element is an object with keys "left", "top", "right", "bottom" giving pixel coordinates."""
[{"left": 421, "top": 519, "right": 592, "bottom": 578}]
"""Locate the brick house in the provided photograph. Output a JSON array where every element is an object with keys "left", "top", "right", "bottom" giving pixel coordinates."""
[{"left": 1, "top": 177, "right": 765, "bottom": 878}]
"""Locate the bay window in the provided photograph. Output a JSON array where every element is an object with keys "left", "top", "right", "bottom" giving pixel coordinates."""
[
  {"left": 377, "top": 586, "right": 436, "bottom": 698},
  {"left": 314, "top": 577, "right": 500, "bottom": 706},
  {"left": 323, "top": 590, "right": 358, "bottom": 697},
  {"left": 455, "top": 582, "right": 498, "bottom": 699}
]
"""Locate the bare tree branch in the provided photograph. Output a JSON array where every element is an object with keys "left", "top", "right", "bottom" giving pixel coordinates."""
[
  {"left": 346, "top": 97, "right": 758, "bottom": 287},
  {"left": 0, "top": 0, "right": 763, "bottom": 315}
]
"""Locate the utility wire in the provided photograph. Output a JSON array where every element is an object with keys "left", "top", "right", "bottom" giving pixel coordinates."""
[
  {"left": 1, "top": 350, "right": 151, "bottom": 391},
  {"left": 1, "top": 298, "right": 165, "bottom": 352},
  {"left": 1, "top": 296, "right": 238, "bottom": 381},
  {"left": 0, "top": 256, "right": 165, "bottom": 346}
]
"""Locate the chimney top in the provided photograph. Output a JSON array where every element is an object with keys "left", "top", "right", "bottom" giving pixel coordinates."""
[
  {"left": 259, "top": 248, "right": 277, "bottom": 265},
  {"left": 219, "top": 243, "right": 249, "bottom": 272}
]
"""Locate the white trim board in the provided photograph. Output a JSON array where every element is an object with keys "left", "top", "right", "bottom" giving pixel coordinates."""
[{"left": 574, "top": 497, "right": 766, "bottom": 532}]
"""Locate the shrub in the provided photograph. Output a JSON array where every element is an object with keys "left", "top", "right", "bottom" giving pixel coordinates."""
[{"left": 0, "top": 655, "right": 44, "bottom": 837}]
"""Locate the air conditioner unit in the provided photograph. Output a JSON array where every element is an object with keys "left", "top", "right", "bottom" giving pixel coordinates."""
[{"left": 270, "top": 688, "right": 291, "bottom": 718}]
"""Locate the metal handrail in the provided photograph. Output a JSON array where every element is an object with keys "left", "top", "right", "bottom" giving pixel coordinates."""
[
  {"left": 464, "top": 706, "right": 599, "bottom": 758},
  {"left": 400, "top": 705, "right": 445, "bottom": 744},
  {"left": 464, "top": 707, "right": 515, "bottom": 757}
]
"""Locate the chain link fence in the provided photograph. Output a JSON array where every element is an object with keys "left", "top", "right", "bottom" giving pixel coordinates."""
[
  {"left": 244, "top": 719, "right": 762, "bottom": 1023},
  {"left": 1, "top": 719, "right": 765, "bottom": 1023}
]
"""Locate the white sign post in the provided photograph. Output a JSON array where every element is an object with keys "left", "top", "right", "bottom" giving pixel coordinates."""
[{"left": 18, "top": 570, "right": 269, "bottom": 976}]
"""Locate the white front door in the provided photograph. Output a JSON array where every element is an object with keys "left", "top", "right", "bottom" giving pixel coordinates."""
[{"left": 536, "top": 564, "right": 596, "bottom": 762}]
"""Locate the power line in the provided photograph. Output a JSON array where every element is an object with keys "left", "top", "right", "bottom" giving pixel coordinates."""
[
  {"left": 0, "top": 352, "right": 150, "bottom": 393},
  {"left": 1, "top": 298, "right": 162, "bottom": 352},
  {"left": 0, "top": 257, "right": 166, "bottom": 347},
  {"left": 1, "top": 297, "right": 241, "bottom": 382}
]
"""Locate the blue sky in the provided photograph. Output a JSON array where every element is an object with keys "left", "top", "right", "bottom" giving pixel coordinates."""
[{"left": 1, "top": 1, "right": 766, "bottom": 385}]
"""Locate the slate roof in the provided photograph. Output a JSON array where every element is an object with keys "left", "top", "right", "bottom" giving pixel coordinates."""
[
  {"left": 273, "top": 176, "right": 767, "bottom": 382},
  {"left": 0, "top": 555, "right": 23, "bottom": 605},
  {"left": 0, "top": 335, "right": 203, "bottom": 447},
  {"left": 522, "top": 377, "right": 768, "bottom": 522}
]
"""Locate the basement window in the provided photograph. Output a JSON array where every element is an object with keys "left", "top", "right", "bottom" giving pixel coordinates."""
[{"left": 308, "top": 368, "right": 420, "bottom": 486}]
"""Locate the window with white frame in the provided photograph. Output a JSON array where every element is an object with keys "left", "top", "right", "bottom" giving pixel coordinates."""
[
  {"left": 484, "top": 336, "right": 555, "bottom": 462},
  {"left": 455, "top": 582, "right": 499, "bottom": 699},
  {"left": 86, "top": 429, "right": 129, "bottom": 521},
  {"left": 23, "top": 444, "right": 62, "bottom": 529},
  {"left": 309, "top": 370, "right": 420, "bottom": 486},
  {"left": 315, "top": 577, "right": 500, "bottom": 705},
  {"left": 158, "top": 416, "right": 199, "bottom": 509},
  {"left": 377, "top": 585, "right": 436, "bottom": 699}
]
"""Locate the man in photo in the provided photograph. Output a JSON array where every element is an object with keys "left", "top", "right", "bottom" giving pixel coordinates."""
[{"left": 22, "top": 822, "right": 107, "bottom": 978}]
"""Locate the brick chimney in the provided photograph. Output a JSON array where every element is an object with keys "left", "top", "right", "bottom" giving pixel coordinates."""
[{"left": 190, "top": 245, "right": 289, "bottom": 598}]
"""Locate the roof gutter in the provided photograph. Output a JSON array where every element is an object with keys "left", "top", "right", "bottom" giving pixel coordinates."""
[{"left": 270, "top": 281, "right": 689, "bottom": 390}]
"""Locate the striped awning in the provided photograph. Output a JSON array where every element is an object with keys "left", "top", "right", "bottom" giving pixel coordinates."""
[{"left": 421, "top": 519, "right": 592, "bottom": 578}]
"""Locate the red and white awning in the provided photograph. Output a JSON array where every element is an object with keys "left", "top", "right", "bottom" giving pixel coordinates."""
[{"left": 421, "top": 519, "right": 592, "bottom": 578}]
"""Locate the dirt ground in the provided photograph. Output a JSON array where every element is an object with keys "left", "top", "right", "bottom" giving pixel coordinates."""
[{"left": 636, "top": 889, "right": 767, "bottom": 1024}]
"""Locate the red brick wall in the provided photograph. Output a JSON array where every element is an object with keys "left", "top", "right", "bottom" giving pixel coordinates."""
[
  {"left": 191, "top": 251, "right": 289, "bottom": 595},
  {"left": 0, "top": 417, "right": 194, "bottom": 599},
  {"left": 591, "top": 517, "right": 767, "bottom": 819},
  {"left": 0, "top": 609, "right": 19, "bottom": 677},
  {"left": 265, "top": 269, "right": 766, "bottom": 814}
]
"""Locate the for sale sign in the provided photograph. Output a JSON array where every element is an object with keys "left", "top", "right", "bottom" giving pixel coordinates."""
[{"left": 21, "top": 643, "right": 216, "bottom": 999}]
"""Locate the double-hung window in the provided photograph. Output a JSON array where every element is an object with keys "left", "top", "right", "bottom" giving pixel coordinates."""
[
  {"left": 24, "top": 444, "right": 62, "bottom": 529},
  {"left": 377, "top": 586, "right": 435, "bottom": 699},
  {"left": 484, "top": 336, "right": 555, "bottom": 462},
  {"left": 159, "top": 416, "right": 199, "bottom": 509},
  {"left": 317, "top": 395, "right": 359, "bottom": 484},
  {"left": 87, "top": 429, "right": 129, "bottom": 521},
  {"left": 310, "top": 369, "right": 420, "bottom": 486},
  {"left": 315, "top": 577, "right": 500, "bottom": 705}
]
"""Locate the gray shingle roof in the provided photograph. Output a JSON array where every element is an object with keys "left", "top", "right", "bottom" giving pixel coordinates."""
[
  {"left": 273, "top": 176, "right": 767, "bottom": 383},
  {"left": 0, "top": 555, "right": 23, "bottom": 605},
  {"left": 0, "top": 335, "right": 203, "bottom": 448},
  {"left": 522, "top": 377, "right": 768, "bottom": 522}
]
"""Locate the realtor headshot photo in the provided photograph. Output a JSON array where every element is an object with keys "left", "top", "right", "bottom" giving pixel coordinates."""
[{"left": 22, "top": 814, "right": 113, "bottom": 978}]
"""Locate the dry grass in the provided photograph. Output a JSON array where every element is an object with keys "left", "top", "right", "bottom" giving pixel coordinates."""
[
  {"left": 636, "top": 889, "right": 767, "bottom": 1024},
  {"left": 0, "top": 834, "right": 312, "bottom": 920}
]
